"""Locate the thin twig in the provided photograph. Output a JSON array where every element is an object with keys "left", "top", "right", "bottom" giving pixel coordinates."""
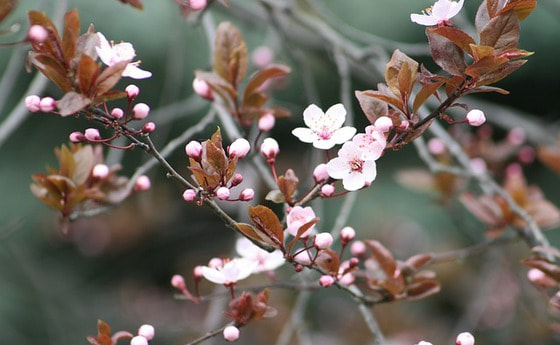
[{"left": 183, "top": 324, "right": 232, "bottom": 345}]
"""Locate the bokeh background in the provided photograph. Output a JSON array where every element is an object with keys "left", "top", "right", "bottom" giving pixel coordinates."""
[{"left": 1, "top": 0, "right": 560, "bottom": 344}]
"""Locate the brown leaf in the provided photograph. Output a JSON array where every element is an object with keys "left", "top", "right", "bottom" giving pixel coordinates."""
[
  {"left": 366, "top": 240, "right": 397, "bottom": 278},
  {"left": 406, "top": 280, "right": 441, "bottom": 300},
  {"left": 475, "top": 0, "right": 491, "bottom": 35},
  {"left": 315, "top": 249, "right": 340, "bottom": 275},
  {"left": 95, "top": 60, "right": 128, "bottom": 95},
  {"left": 413, "top": 81, "right": 443, "bottom": 113},
  {"left": 72, "top": 145, "right": 95, "bottom": 185},
  {"left": 29, "top": 53, "right": 73, "bottom": 92},
  {"left": 0, "top": 0, "right": 18, "bottom": 23},
  {"left": 277, "top": 169, "right": 299, "bottom": 204},
  {"left": 355, "top": 90, "right": 389, "bottom": 125},
  {"left": 487, "top": 0, "right": 508, "bottom": 18},
  {"left": 538, "top": 144, "right": 560, "bottom": 175},
  {"left": 426, "top": 27, "right": 466, "bottom": 76},
  {"left": 243, "top": 64, "right": 291, "bottom": 105},
  {"left": 62, "top": 10, "right": 80, "bottom": 63},
  {"left": 497, "top": 0, "right": 536, "bottom": 21},
  {"left": 118, "top": 0, "right": 144, "bottom": 10},
  {"left": 77, "top": 54, "right": 100, "bottom": 95},
  {"left": 465, "top": 55, "right": 509, "bottom": 79},
  {"left": 235, "top": 223, "right": 278, "bottom": 248},
  {"left": 97, "top": 319, "right": 111, "bottom": 337},
  {"left": 195, "top": 70, "right": 236, "bottom": 102},
  {"left": 57, "top": 92, "right": 92, "bottom": 116},
  {"left": 287, "top": 218, "right": 319, "bottom": 253},
  {"left": 357, "top": 90, "right": 403, "bottom": 113},
  {"left": 475, "top": 60, "right": 526, "bottom": 86},
  {"left": 480, "top": 11, "right": 520, "bottom": 53},
  {"left": 405, "top": 253, "right": 433, "bottom": 271},
  {"left": 428, "top": 26, "right": 475, "bottom": 55},
  {"left": 213, "top": 22, "right": 248, "bottom": 87},
  {"left": 248, "top": 205, "right": 284, "bottom": 249},
  {"left": 91, "top": 90, "right": 127, "bottom": 105},
  {"left": 385, "top": 50, "right": 418, "bottom": 98},
  {"left": 28, "top": 10, "right": 62, "bottom": 58}
]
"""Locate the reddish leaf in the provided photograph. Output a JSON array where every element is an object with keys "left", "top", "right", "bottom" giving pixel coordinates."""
[
  {"left": 91, "top": 90, "right": 127, "bottom": 105},
  {"left": 119, "top": 0, "right": 144, "bottom": 10},
  {"left": 235, "top": 223, "right": 278, "bottom": 248},
  {"left": 522, "top": 258, "right": 560, "bottom": 282},
  {"left": 487, "top": 0, "right": 508, "bottom": 18},
  {"left": 357, "top": 90, "right": 403, "bottom": 113},
  {"left": 315, "top": 249, "right": 340, "bottom": 275},
  {"left": 248, "top": 205, "right": 284, "bottom": 249},
  {"left": 355, "top": 90, "right": 388, "bottom": 125},
  {"left": 475, "top": 60, "right": 526, "bottom": 86},
  {"left": 406, "top": 280, "right": 441, "bottom": 300},
  {"left": 465, "top": 85, "right": 510, "bottom": 95},
  {"left": 470, "top": 44, "right": 495, "bottom": 60},
  {"left": 62, "top": 10, "right": 80, "bottom": 63},
  {"left": 0, "top": 0, "right": 17, "bottom": 23},
  {"left": 426, "top": 27, "right": 466, "bottom": 76},
  {"left": 29, "top": 53, "right": 72, "bottom": 92},
  {"left": 498, "top": 0, "right": 536, "bottom": 21},
  {"left": 213, "top": 22, "right": 248, "bottom": 87},
  {"left": 277, "top": 169, "right": 299, "bottom": 204},
  {"left": 97, "top": 319, "right": 111, "bottom": 337},
  {"left": 28, "top": 10, "right": 62, "bottom": 58},
  {"left": 243, "top": 64, "right": 291, "bottom": 105},
  {"left": 465, "top": 55, "right": 509, "bottom": 79},
  {"left": 480, "top": 10, "right": 520, "bottom": 53},
  {"left": 475, "top": 1, "right": 491, "bottom": 35},
  {"left": 405, "top": 254, "right": 433, "bottom": 271},
  {"left": 287, "top": 218, "right": 319, "bottom": 253},
  {"left": 57, "top": 92, "right": 91, "bottom": 116},
  {"left": 429, "top": 26, "right": 475, "bottom": 55},
  {"left": 77, "top": 54, "right": 100, "bottom": 95},
  {"left": 195, "top": 70, "right": 236, "bottom": 101},
  {"left": 94, "top": 60, "right": 128, "bottom": 95},
  {"left": 385, "top": 50, "right": 418, "bottom": 98},
  {"left": 538, "top": 144, "right": 560, "bottom": 175},
  {"left": 366, "top": 240, "right": 396, "bottom": 278},
  {"left": 413, "top": 81, "right": 443, "bottom": 113}
]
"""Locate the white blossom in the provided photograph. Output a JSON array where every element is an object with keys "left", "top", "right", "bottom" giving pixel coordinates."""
[
  {"left": 235, "top": 237, "right": 285, "bottom": 273},
  {"left": 410, "top": 0, "right": 464, "bottom": 26},
  {"left": 200, "top": 258, "right": 257, "bottom": 285},
  {"left": 326, "top": 141, "right": 377, "bottom": 191},
  {"left": 95, "top": 33, "right": 152, "bottom": 79}
]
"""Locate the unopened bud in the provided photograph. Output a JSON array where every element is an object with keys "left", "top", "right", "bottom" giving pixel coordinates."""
[
  {"left": 69, "top": 131, "right": 84, "bottom": 143},
  {"left": 25, "top": 95, "right": 41, "bottom": 112},
  {"left": 470, "top": 157, "right": 487, "bottom": 175},
  {"left": 313, "top": 163, "right": 329, "bottom": 183},
  {"left": 134, "top": 175, "right": 151, "bottom": 192},
  {"left": 239, "top": 188, "right": 255, "bottom": 201},
  {"left": 258, "top": 113, "right": 275, "bottom": 132},
  {"left": 223, "top": 325, "right": 240, "bottom": 342},
  {"left": 111, "top": 107, "right": 124, "bottom": 119},
  {"left": 252, "top": 46, "right": 275, "bottom": 68},
  {"left": 142, "top": 122, "right": 156, "bottom": 133},
  {"left": 455, "top": 332, "right": 475, "bottom": 345},
  {"left": 319, "top": 275, "right": 335, "bottom": 287},
  {"left": 193, "top": 265, "right": 204, "bottom": 279},
  {"left": 320, "top": 184, "right": 335, "bottom": 197},
  {"left": 507, "top": 127, "right": 525, "bottom": 146},
  {"left": 125, "top": 84, "right": 140, "bottom": 99},
  {"left": 138, "top": 325, "right": 155, "bottom": 341},
  {"left": 92, "top": 164, "right": 110, "bottom": 179},
  {"left": 28, "top": 25, "right": 48, "bottom": 43},
  {"left": 294, "top": 251, "right": 311, "bottom": 265},
  {"left": 231, "top": 173, "right": 243, "bottom": 187},
  {"left": 340, "top": 226, "right": 356, "bottom": 244},
  {"left": 185, "top": 141, "right": 203, "bottom": 160},
  {"left": 216, "top": 187, "right": 230, "bottom": 200},
  {"left": 294, "top": 264, "right": 303, "bottom": 272},
  {"left": 192, "top": 78, "right": 213, "bottom": 100},
  {"left": 350, "top": 240, "right": 366, "bottom": 256},
  {"left": 314, "top": 233, "right": 333, "bottom": 249},
  {"left": 260, "top": 138, "right": 279, "bottom": 162},
  {"left": 427, "top": 138, "right": 446, "bottom": 155},
  {"left": 39, "top": 97, "right": 56, "bottom": 112},
  {"left": 130, "top": 336, "right": 148, "bottom": 345},
  {"left": 374, "top": 116, "right": 393, "bottom": 132},
  {"left": 182, "top": 189, "right": 197, "bottom": 202},
  {"left": 466, "top": 109, "right": 486, "bottom": 127},
  {"left": 518, "top": 146, "right": 535, "bottom": 164},
  {"left": 398, "top": 120, "right": 409, "bottom": 131},
  {"left": 171, "top": 274, "right": 187, "bottom": 290},
  {"left": 132, "top": 103, "right": 150, "bottom": 120},
  {"left": 189, "top": 0, "right": 208, "bottom": 11},
  {"left": 229, "top": 138, "right": 251, "bottom": 159},
  {"left": 84, "top": 128, "right": 101, "bottom": 141}
]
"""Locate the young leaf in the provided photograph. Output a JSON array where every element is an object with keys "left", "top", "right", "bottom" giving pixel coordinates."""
[
  {"left": 465, "top": 55, "right": 508, "bottom": 79},
  {"left": 413, "top": 81, "right": 443, "bottom": 113},
  {"left": 366, "top": 240, "right": 396, "bottom": 278},
  {"left": 77, "top": 54, "right": 100, "bottom": 95},
  {"left": 213, "top": 22, "right": 248, "bottom": 88},
  {"left": 0, "top": 0, "right": 17, "bottom": 24},
  {"left": 57, "top": 91, "right": 92, "bottom": 116},
  {"left": 480, "top": 10, "right": 520, "bottom": 53},
  {"left": 428, "top": 26, "right": 475, "bottom": 55},
  {"left": 94, "top": 60, "right": 129, "bottom": 95},
  {"left": 426, "top": 28, "right": 466, "bottom": 76},
  {"left": 277, "top": 169, "right": 299, "bottom": 205},
  {"left": 406, "top": 280, "right": 441, "bottom": 300},
  {"left": 315, "top": 249, "right": 340, "bottom": 275},
  {"left": 497, "top": 0, "right": 536, "bottom": 21},
  {"left": 28, "top": 10, "right": 62, "bottom": 58},
  {"left": 475, "top": 0, "right": 491, "bottom": 35},
  {"left": 487, "top": 0, "right": 508, "bottom": 18},
  {"left": 29, "top": 53, "right": 73, "bottom": 92},
  {"left": 475, "top": 59, "right": 526, "bottom": 86},
  {"left": 62, "top": 10, "right": 80, "bottom": 63},
  {"left": 235, "top": 223, "right": 277, "bottom": 248},
  {"left": 243, "top": 64, "right": 291, "bottom": 105},
  {"left": 248, "top": 205, "right": 284, "bottom": 249},
  {"left": 355, "top": 90, "right": 389, "bottom": 125},
  {"left": 287, "top": 218, "right": 319, "bottom": 253},
  {"left": 385, "top": 50, "right": 418, "bottom": 98},
  {"left": 357, "top": 90, "right": 403, "bottom": 113}
]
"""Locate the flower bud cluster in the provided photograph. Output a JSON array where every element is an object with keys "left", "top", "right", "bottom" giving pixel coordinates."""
[{"left": 25, "top": 95, "right": 56, "bottom": 113}]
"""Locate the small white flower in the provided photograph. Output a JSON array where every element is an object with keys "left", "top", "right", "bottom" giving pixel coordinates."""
[
  {"left": 292, "top": 104, "right": 356, "bottom": 150},
  {"left": 352, "top": 125, "right": 386, "bottom": 161},
  {"left": 200, "top": 258, "right": 257, "bottom": 285},
  {"left": 327, "top": 141, "right": 377, "bottom": 191},
  {"left": 235, "top": 237, "right": 285, "bottom": 273},
  {"left": 95, "top": 32, "right": 152, "bottom": 79},
  {"left": 410, "top": 0, "right": 464, "bottom": 26},
  {"left": 286, "top": 206, "right": 317, "bottom": 237}
]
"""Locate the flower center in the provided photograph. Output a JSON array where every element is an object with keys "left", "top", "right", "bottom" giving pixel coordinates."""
[
  {"left": 317, "top": 126, "right": 332, "bottom": 140},
  {"left": 350, "top": 158, "right": 364, "bottom": 173}
]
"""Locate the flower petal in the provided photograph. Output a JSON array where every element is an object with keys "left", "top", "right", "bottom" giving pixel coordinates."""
[
  {"left": 313, "top": 138, "right": 336, "bottom": 150},
  {"left": 362, "top": 160, "right": 377, "bottom": 182},
  {"left": 95, "top": 32, "right": 113, "bottom": 66},
  {"left": 303, "top": 104, "right": 324, "bottom": 130},
  {"left": 123, "top": 64, "right": 152, "bottom": 79},
  {"left": 324, "top": 103, "right": 347, "bottom": 129},
  {"left": 432, "top": 0, "right": 453, "bottom": 19},
  {"left": 410, "top": 13, "right": 439, "bottom": 26},
  {"left": 326, "top": 157, "right": 350, "bottom": 179},
  {"left": 331, "top": 126, "right": 357, "bottom": 145},
  {"left": 447, "top": 0, "right": 464, "bottom": 19},
  {"left": 343, "top": 172, "right": 366, "bottom": 191},
  {"left": 201, "top": 266, "right": 226, "bottom": 284},
  {"left": 292, "top": 127, "right": 318, "bottom": 143}
]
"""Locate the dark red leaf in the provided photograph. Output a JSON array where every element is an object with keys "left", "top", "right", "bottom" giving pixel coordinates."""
[
  {"left": 57, "top": 91, "right": 92, "bottom": 116},
  {"left": 213, "top": 22, "right": 248, "bottom": 87},
  {"left": 426, "top": 27, "right": 466, "bottom": 76},
  {"left": 366, "top": 240, "right": 396, "bottom": 278},
  {"left": 355, "top": 90, "right": 389, "bottom": 125},
  {"left": 62, "top": 10, "right": 80, "bottom": 63},
  {"left": 480, "top": 10, "right": 520, "bottom": 53}
]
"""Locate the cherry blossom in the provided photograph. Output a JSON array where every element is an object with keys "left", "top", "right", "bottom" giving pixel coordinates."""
[
  {"left": 292, "top": 103, "right": 356, "bottom": 150},
  {"left": 326, "top": 141, "right": 377, "bottom": 191},
  {"left": 286, "top": 206, "right": 317, "bottom": 237},
  {"left": 200, "top": 258, "right": 257, "bottom": 285},
  {"left": 235, "top": 237, "right": 285, "bottom": 273},
  {"left": 410, "top": 0, "right": 464, "bottom": 26},
  {"left": 95, "top": 33, "right": 152, "bottom": 79},
  {"left": 352, "top": 125, "right": 386, "bottom": 160}
]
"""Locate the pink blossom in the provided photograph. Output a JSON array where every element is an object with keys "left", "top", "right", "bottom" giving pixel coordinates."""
[
  {"left": 111, "top": 108, "right": 124, "bottom": 119},
  {"left": 319, "top": 275, "right": 335, "bottom": 287},
  {"left": 223, "top": 325, "right": 240, "bottom": 342},
  {"left": 527, "top": 268, "right": 556, "bottom": 288},
  {"left": 95, "top": 33, "right": 151, "bottom": 79},
  {"left": 286, "top": 206, "right": 316, "bottom": 237},
  {"left": 229, "top": 138, "right": 251, "bottom": 159},
  {"left": 340, "top": 226, "right": 356, "bottom": 243},
  {"left": 137, "top": 325, "right": 155, "bottom": 341},
  {"left": 28, "top": 25, "right": 48, "bottom": 43},
  {"left": 410, "top": 0, "right": 464, "bottom": 26},
  {"left": 507, "top": 127, "right": 525, "bottom": 146},
  {"left": 470, "top": 157, "right": 487, "bottom": 175},
  {"left": 258, "top": 113, "right": 276, "bottom": 132},
  {"left": 466, "top": 109, "right": 486, "bottom": 127},
  {"left": 192, "top": 78, "right": 213, "bottom": 100},
  {"left": 69, "top": 131, "right": 84, "bottom": 143},
  {"left": 292, "top": 103, "right": 356, "bottom": 150},
  {"left": 351, "top": 240, "right": 366, "bottom": 256},
  {"left": 313, "top": 163, "right": 329, "bottom": 183},
  {"left": 294, "top": 251, "right": 312, "bottom": 265},
  {"left": 132, "top": 103, "right": 150, "bottom": 120},
  {"left": 427, "top": 137, "right": 446, "bottom": 155},
  {"left": 84, "top": 128, "right": 101, "bottom": 141},
  {"left": 193, "top": 265, "right": 204, "bottom": 278},
  {"left": 235, "top": 237, "right": 285, "bottom": 273},
  {"left": 320, "top": 184, "right": 335, "bottom": 197},
  {"left": 171, "top": 274, "right": 186, "bottom": 290},
  {"left": 326, "top": 141, "right": 377, "bottom": 191},
  {"left": 416, "top": 342, "right": 434, "bottom": 345},
  {"left": 252, "top": 46, "right": 275, "bottom": 68},
  {"left": 200, "top": 258, "right": 257, "bottom": 285},
  {"left": 239, "top": 188, "right": 255, "bottom": 201},
  {"left": 130, "top": 336, "right": 148, "bottom": 345},
  {"left": 189, "top": 0, "right": 207, "bottom": 11},
  {"left": 142, "top": 122, "right": 156, "bottom": 133},
  {"left": 216, "top": 187, "right": 230, "bottom": 200},
  {"left": 185, "top": 141, "right": 203, "bottom": 160},
  {"left": 125, "top": 84, "right": 140, "bottom": 98},
  {"left": 374, "top": 116, "right": 393, "bottom": 132},
  {"left": 92, "top": 164, "right": 110, "bottom": 179},
  {"left": 25, "top": 95, "right": 41, "bottom": 112},
  {"left": 352, "top": 125, "right": 386, "bottom": 160},
  {"left": 260, "top": 138, "right": 279, "bottom": 161},
  {"left": 134, "top": 175, "right": 151, "bottom": 192},
  {"left": 455, "top": 332, "right": 475, "bottom": 345},
  {"left": 314, "top": 233, "right": 333, "bottom": 249},
  {"left": 39, "top": 97, "right": 56, "bottom": 112},
  {"left": 182, "top": 189, "right": 197, "bottom": 202}
]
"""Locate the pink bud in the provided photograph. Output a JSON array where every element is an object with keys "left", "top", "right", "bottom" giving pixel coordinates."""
[
  {"left": 208, "top": 257, "right": 223, "bottom": 269},
  {"left": 134, "top": 175, "right": 151, "bottom": 192},
  {"left": 518, "top": 146, "right": 535, "bottom": 164},
  {"left": 294, "top": 251, "right": 311, "bottom": 265},
  {"left": 455, "top": 332, "right": 475, "bottom": 345},
  {"left": 231, "top": 173, "right": 243, "bottom": 187},
  {"left": 374, "top": 116, "right": 393, "bottom": 132},
  {"left": 189, "top": 0, "right": 208, "bottom": 11},
  {"left": 185, "top": 141, "right": 203, "bottom": 160},
  {"left": 125, "top": 84, "right": 140, "bottom": 99},
  {"left": 417, "top": 342, "right": 434, "bottom": 345},
  {"left": 28, "top": 25, "right": 49, "bottom": 43},
  {"left": 132, "top": 103, "right": 150, "bottom": 120},
  {"left": 350, "top": 240, "right": 366, "bottom": 256},
  {"left": 92, "top": 164, "right": 110, "bottom": 179},
  {"left": 142, "top": 122, "right": 156, "bottom": 133},
  {"left": 69, "top": 131, "right": 84, "bottom": 143},
  {"left": 216, "top": 187, "right": 230, "bottom": 200},
  {"left": 319, "top": 275, "right": 335, "bottom": 287},
  {"left": 130, "top": 336, "right": 148, "bottom": 345},
  {"left": 339, "top": 272, "right": 355, "bottom": 286},
  {"left": 182, "top": 189, "right": 197, "bottom": 202},
  {"left": 320, "top": 184, "right": 335, "bottom": 197},
  {"left": 314, "top": 233, "right": 333, "bottom": 249},
  {"left": 239, "top": 188, "right": 255, "bottom": 201},
  {"left": 25, "top": 95, "right": 41, "bottom": 112},
  {"left": 398, "top": 120, "right": 409, "bottom": 131},
  {"left": 470, "top": 157, "right": 487, "bottom": 175},
  {"left": 229, "top": 138, "right": 251, "bottom": 159},
  {"left": 313, "top": 163, "right": 329, "bottom": 183},
  {"left": 111, "top": 107, "right": 124, "bottom": 119},
  {"left": 294, "top": 264, "right": 303, "bottom": 272},
  {"left": 507, "top": 127, "right": 525, "bottom": 146},
  {"left": 192, "top": 78, "right": 213, "bottom": 100},
  {"left": 258, "top": 113, "right": 275, "bottom": 132},
  {"left": 171, "top": 274, "right": 187, "bottom": 290},
  {"left": 427, "top": 138, "right": 446, "bottom": 155},
  {"left": 260, "top": 138, "right": 279, "bottom": 161},
  {"left": 138, "top": 325, "right": 155, "bottom": 341},
  {"left": 466, "top": 109, "right": 486, "bottom": 127},
  {"left": 39, "top": 97, "right": 56, "bottom": 112},
  {"left": 84, "top": 128, "right": 101, "bottom": 141},
  {"left": 527, "top": 268, "right": 557, "bottom": 288},
  {"left": 193, "top": 265, "right": 204, "bottom": 278},
  {"left": 223, "top": 325, "right": 240, "bottom": 342},
  {"left": 252, "top": 46, "right": 275, "bottom": 68},
  {"left": 340, "top": 226, "right": 356, "bottom": 243}
]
